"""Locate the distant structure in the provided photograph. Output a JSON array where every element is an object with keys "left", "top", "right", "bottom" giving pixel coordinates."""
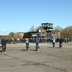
[
  {"left": 40, "top": 23, "right": 53, "bottom": 39},
  {"left": 41, "top": 23, "right": 60, "bottom": 38},
  {"left": 41, "top": 23, "right": 53, "bottom": 30},
  {"left": 23, "top": 22, "right": 60, "bottom": 39}
]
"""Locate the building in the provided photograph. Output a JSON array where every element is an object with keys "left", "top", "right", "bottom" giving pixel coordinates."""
[{"left": 24, "top": 22, "right": 60, "bottom": 39}]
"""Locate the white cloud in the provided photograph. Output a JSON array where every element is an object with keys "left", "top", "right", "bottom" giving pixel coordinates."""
[{"left": 0, "top": 28, "right": 9, "bottom": 35}]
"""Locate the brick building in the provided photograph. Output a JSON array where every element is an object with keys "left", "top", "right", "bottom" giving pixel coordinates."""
[{"left": 24, "top": 23, "right": 60, "bottom": 39}]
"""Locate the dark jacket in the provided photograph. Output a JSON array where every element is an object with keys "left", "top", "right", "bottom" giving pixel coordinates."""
[
  {"left": 59, "top": 38, "right": 63, "bottom": 43},
  {"left": 1, "top": 38, "right": 6, "bottom": 45}
]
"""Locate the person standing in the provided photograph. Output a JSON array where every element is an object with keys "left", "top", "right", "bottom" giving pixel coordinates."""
[
  {"left": 35, "top": 32, "right": 40, "bottom": 51},
  {"left": 59, "top": 38, "right": 63, "bottom": 48},
  {"left": 35, "top": 37, "right": 39, "bottom": 51},
  {"left": 52, "top": 37, "right": 56, "bottom": 47},
  {"left": 1, "top": 37, "right": 7, "bottom": 52},
  {"left": 25, "top": 38, "right": 29, "bottom": 51}
]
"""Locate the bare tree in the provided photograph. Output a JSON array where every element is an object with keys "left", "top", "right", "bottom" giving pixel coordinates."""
[
  {"left": 61, "top": 26, "right": 72, "bottom": 38},
  {"left": 29, "top": 25, "right": 35, "bottom": 32}
]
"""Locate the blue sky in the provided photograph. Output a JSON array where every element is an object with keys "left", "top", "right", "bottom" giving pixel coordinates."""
[{"left": 0, "top": 0, "right": 72, "bottom": 35}]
